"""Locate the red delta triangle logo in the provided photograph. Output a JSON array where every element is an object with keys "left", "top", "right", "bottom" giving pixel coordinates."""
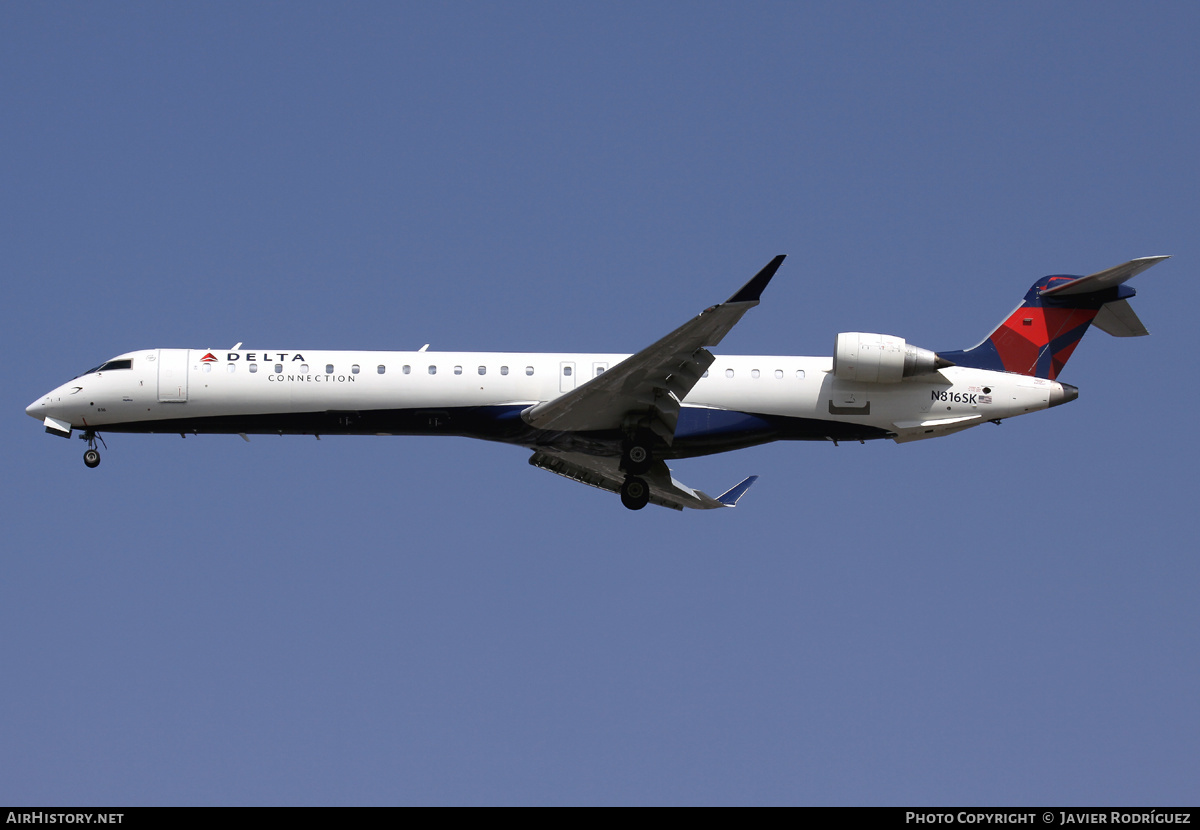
[{"left": 200, "top": 353, "right": 219, "bottom": 362}]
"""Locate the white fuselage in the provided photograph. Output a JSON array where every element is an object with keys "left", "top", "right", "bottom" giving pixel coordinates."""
[{"left": 27, "top": 347, "right": 1064, "bottom": 454}]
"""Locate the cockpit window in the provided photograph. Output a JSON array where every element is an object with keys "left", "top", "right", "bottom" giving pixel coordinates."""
[{"left": 79, "top": 359, "right": 132, "bottom": 376}]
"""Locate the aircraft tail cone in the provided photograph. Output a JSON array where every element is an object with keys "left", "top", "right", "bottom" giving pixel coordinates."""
[{"left": 1049, "top": 383, "right": 1079, "bottom": 408}]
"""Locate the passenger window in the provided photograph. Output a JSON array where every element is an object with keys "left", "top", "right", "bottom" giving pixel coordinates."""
[
  {"left": 428, "top": 365, "right": 437, "bottom": 375},
  {"left": 274, "top": 364, "right": 283, "bottom": 373},
  {"left": 249, "top": 363, "right": 259, "bottom": 374},
  {"left": 702, "top": 370, "right": 709, "bottom": 378},
  {"left": 478, "top": 366, "right": 486, "bottom": 375},
  {"left": 351, "top": 364, "right": 360, "bottom": 374},
  {"left": 775, "top": 369, "right": 783, "bottom": 379},
  {"left": 402, "top": 365, "right": 411, "bottom": 374},
  {"left": 377, "top": 365, "right": 386, "bottom": 374},
  {"left": 325, "top": 364, "right": 334, "bottom": 374},
  {"left": 500, "top": 366, "right": 509, "bottom": 376},
  {"left": 299, "top": 364, "right": 310, "bottom": 373},
  {"left": 751, "top": 369, "right": 760, "bottom": 379},
  {"left": 454, "top": 366, "right": 462, "bottom": 375},
  {"left": 725, "top": 368, "right": 734, "bottom": 378},
  {"left": 227, "top": 364, "right": 236, "bottom": 373},
  {"left": 796, "top": 369, "right": 805, "bottom": 379},
  {"left": 595, "top": 366, "right": 605, "bottom": 377},
  {"left": 563, "top": 366, "right": 572, "bottom": 376},
  {"left": 202, "top": 363, "right": 212, "bottom": 373}
]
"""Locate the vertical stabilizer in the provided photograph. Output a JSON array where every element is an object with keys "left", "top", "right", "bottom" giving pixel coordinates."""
[{"left": 938, "top": 257, "right": 1168, "bottom": 379}]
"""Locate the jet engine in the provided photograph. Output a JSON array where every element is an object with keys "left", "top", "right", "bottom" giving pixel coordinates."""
[{"left": 833, "top": 332, "right": 952, "bottom": 383}]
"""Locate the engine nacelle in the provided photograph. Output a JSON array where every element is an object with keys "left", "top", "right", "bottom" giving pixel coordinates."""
[{"left": 833, "top": 332, "right": 948, "bottom": 383}]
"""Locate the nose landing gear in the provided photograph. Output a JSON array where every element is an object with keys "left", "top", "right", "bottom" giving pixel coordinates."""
[{"left": 80, "top": 430, "right": 106, "bottom": 468}]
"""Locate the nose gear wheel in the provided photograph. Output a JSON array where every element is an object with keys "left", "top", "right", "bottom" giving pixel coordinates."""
[{"left": 80, "top": 430, "right": 106, "bottom": 468}]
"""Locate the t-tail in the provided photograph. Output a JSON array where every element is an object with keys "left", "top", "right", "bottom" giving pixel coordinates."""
[{"left": 938, "top": 256, "right": 1169, "bottom": 380}]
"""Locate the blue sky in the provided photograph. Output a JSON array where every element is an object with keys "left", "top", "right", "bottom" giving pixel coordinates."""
[{"left": 3, "top": 1, "right": 1198, "bottom": 806}]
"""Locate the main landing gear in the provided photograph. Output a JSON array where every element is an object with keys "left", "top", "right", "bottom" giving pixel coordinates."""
[
  {"left": 81, "top": 430, "right": 106, "bottom": 468},
  {"left": 620, "top": 476, "right": 650, "bottom": 511},
  {"left": 619, "top": 429, "right": 655, "bottom": 510},
  {"left": 620, "top": 431, "right": 654, "bottom": 475}
]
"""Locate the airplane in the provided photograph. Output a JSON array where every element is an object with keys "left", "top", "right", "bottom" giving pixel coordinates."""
[{"left": 26, "top": 254, "right": 1168, "bottom": 511}]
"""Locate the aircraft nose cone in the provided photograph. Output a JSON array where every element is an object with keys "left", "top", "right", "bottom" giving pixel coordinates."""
[{"left": 26, "top": 397, "right": 44, "bottom": 420}]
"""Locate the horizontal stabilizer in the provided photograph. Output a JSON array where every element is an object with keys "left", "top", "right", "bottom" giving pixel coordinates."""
[
  {"left": 716, "top": 475, "right": 759, "bottom": 507},
  {"left": 1091, "top": 298, "right": 1149, "bottom": 337},
  {"left": 1039, "top": 256, "right": 1169, "bottom": 297}
]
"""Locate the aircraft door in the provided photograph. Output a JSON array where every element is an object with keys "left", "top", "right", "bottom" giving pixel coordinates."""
[
  {"left": 157, "top": 349, "right": 189, "bottom": 402},
  {"left": 559, "top": 362, "right": 577, "bottom": 393}
]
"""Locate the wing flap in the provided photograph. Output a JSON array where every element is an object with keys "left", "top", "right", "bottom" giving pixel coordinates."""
[{"left": 528, "top": 450, "right": 749, "bottom": 510}]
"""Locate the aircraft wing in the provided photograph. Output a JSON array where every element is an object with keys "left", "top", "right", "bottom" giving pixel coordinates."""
[
  {"left": 529, "top": 450, "right": 758, "bottom": 511},
  {"left": 521, "top": 256, "right": 786, "bottom": 442}
]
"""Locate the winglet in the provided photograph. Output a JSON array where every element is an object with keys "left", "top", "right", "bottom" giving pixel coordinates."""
[
  {"left": 716, "top": 475, "right": 759, "bottom": 507},
  {"left": 726, "top": 256, "right": 786, "bottom": 304}
]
